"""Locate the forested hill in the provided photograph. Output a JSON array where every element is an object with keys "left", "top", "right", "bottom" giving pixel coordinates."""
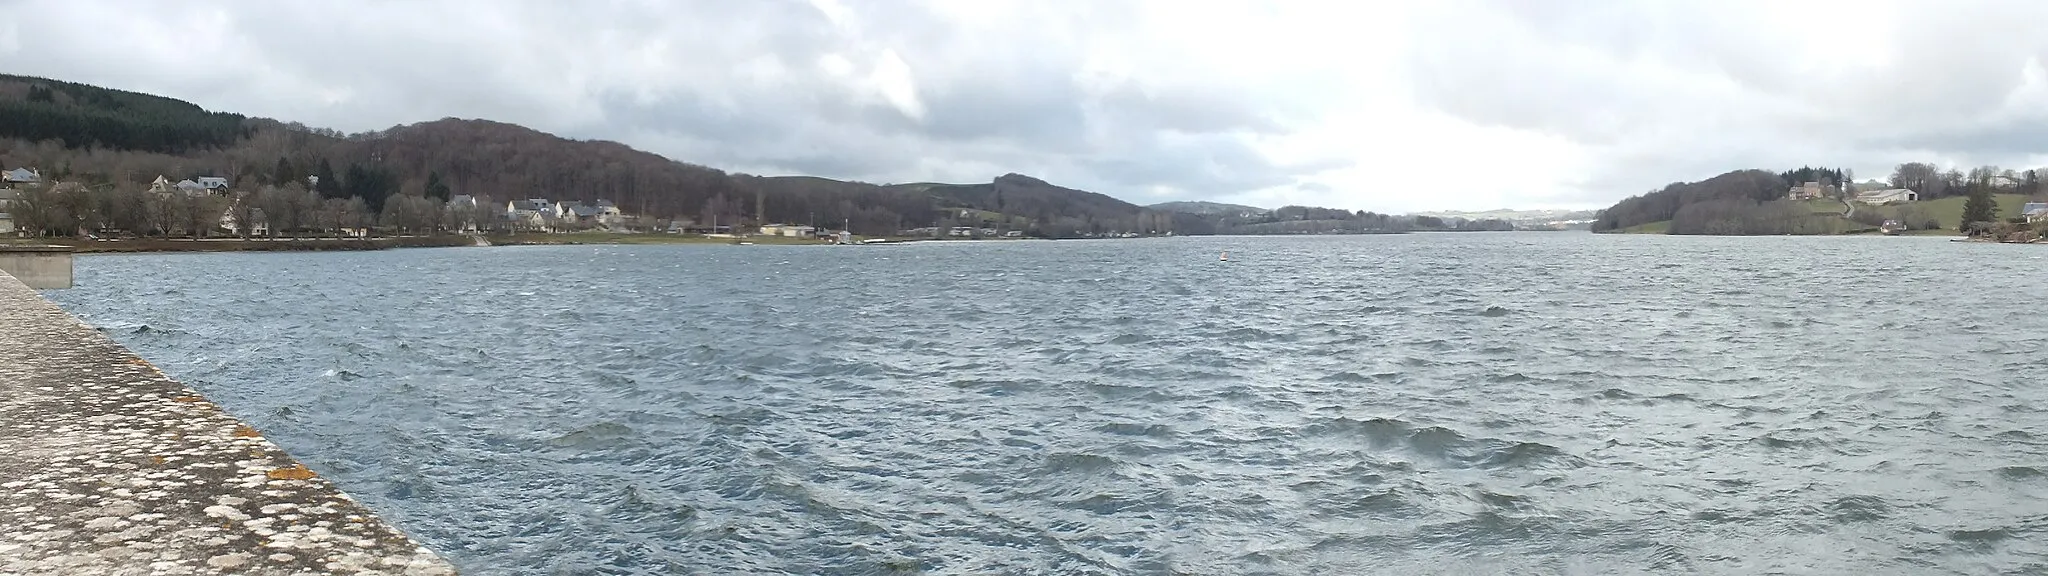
[
  {"left": 0, "top": 74, "right": 1450, "bottom": 237},
  {"left": 0, "top": 74, "right": 1204, "bottom": 235},
  {"left": 1146, "top": 201, "right": 1268, "bottom": 216},
  {"left": 0, "top": 74, "right": 248, "bottom": 154},
  {"left": 1593, "top": 163, "right": 2048, "bottom": 235},
  {"left": 1591, "top": 169, "right": 1785, "bottom": 232}
]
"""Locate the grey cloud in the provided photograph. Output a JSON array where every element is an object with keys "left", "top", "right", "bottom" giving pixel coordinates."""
[
  {"left": 1411, "top": 0, "right": 2048, "bottom": 202},
  {"left": 32, "top": 0, "right": 2048, "bottom": 212},
  {"left": 1872, "top": 117, "right": 2048, "bottom": 158},
  {"left": 0, "top": 0, "right": 1361, "bottom": 206},
  {"left": 907, "top": 71, "right": 1092, "bottom": 149},
  {"left": 1083, "top": 134, "right": 1322, "bottom": 195},
  {"left": 1096, "top": 84, "right": 1285, "bottom": 136},
  {"left": 1296, "top": 182, "right": 1335, "bottom": 194}
]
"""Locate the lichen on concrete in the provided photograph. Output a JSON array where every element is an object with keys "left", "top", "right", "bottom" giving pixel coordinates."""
[{"left": 0, "top": 272, "right": 456, "bottom": 575}]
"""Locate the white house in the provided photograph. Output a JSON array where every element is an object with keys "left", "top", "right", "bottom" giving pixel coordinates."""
[
  {"left": 2024, "top": 202, "right": 2048, "bottom": 223},
  {"left": 2, "top": 168, "right": 38, "bottom": 186},
  {"left": 197, "top": 176, "right": 230, "bottom": 192},
  {"left": 509, "top": 198, "right": 563, "bottom": 220},
  {"left": 759, "top": 224, "right": 816, "bottom": 237},
  {"left": 446, "top": 195, "right": 481, "bottom": 232},
  {"left": 503, "top": 200, "right": 552, "bottom": 231},
  {"left": 218, "top": 207, "right": 270, "bottom": 236},
  {"left": 563, "top": 203, "right": 623, "bottom": 227},
  {"left": 1856, "top": 188, "right": 1919, "bottom": 205}
]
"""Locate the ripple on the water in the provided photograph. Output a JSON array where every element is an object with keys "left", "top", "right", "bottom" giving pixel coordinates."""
[{"left": 46, "top": 234, "right": 2048, "bottom": 575}]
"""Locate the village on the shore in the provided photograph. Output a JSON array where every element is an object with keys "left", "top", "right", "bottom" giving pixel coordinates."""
[{"left": 0, "top": 166, "right": 919, "bottom": 243}]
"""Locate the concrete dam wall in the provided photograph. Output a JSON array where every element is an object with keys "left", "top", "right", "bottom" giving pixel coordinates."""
[{"left": 0, "top": 269, "right": 458, "bottom": 575}]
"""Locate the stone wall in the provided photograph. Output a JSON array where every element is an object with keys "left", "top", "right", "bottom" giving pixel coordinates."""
[
  {"left": 0, "top": 271, "right": 457, "bottom": 575},
  {"left": 0, "top": 246, "right": 73, "bottom": 289}
]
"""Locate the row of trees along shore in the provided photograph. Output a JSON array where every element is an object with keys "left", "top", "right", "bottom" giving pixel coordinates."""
[
  {"left": 1592, "top": 163, "right": 2048, "bottom": 235},
  {"left": 4, "top": 181, "right": 501, "bottom": 239}
]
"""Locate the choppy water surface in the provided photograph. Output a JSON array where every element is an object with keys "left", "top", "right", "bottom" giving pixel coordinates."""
[{"left": 44, "top": 234, "right": 2048, "bottom": 575}]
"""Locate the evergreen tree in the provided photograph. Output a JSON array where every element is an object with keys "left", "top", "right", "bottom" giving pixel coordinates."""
[
  {"left": 424, "top": 171, "right": 452, "bottom": 201},
  {"left": 0, "top": 76, "right": 245, "bottom": 153},
  {"left": 1960, "top": 185, "right": 1999, "bottom": 233},
  {"left": 273, "top": 157, "right": 295, "bottom": 187},
  {"left": 342, "top": 163, "right": 397, "bottom": 212},
  {"left": 314, "top": 159, "right": 341, "bottom": 198}
]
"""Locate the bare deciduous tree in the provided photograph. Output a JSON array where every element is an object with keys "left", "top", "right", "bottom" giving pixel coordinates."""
[
  {"left": 342, "top": 197, "right": 371, "bottom": 236},
  {"left": 179, "top": 193, "right": 225, "bottom": 239},
  {"left": 143, "top": 192, "right": 179, "bottom": 237},
  {"left": 1890, "top": 162, "right": 1939, "bottom": 194},
  {"left": 227, "top": 190, "right": 262, "bottom": 239},
  {"left": 10, "top": 183, "right": 59, "bottom": 237}
]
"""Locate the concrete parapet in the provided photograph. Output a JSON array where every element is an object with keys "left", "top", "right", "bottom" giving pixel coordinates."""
[
  {"left": 0, "top": 245, "right": 73, "bottom": 289},
  {"left": 0, "top": 271, "right": 457, "bottom": 575}
]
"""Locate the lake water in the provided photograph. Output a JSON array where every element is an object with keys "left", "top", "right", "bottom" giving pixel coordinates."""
[{"left": 43, "top": 234, "right": 2048, "bottom": 575}]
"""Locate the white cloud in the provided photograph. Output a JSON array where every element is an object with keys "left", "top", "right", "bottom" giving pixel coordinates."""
[{"left": 5, "top": 0, "right": 2048, "bottom": 212}]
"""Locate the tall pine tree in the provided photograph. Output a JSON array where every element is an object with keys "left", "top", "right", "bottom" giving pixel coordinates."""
[
  {"left": 314, "top": 158, "right": 341, "bottom": 199},
  {"left": 424, "top": 171, "right": 452, "bottom": 201},
  {"left": 273, "top": 156, "right": 295, "bottom": 187},
  {"left": 1960, "top": 184, "right": 1999, "bottom": 233}
]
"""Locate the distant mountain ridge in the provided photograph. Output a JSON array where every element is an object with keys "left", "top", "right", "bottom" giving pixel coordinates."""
[
  {"left": 1147, "top": 201, "right": 1270, "bottom": 216},
  {"left": 0, "top": 72, "right": 1528, "bottom": 238},
  {"left": 1411, "top": 208, "right": 1597, "bottom": 221},
  {"left": 0, "top": 73, "right": 1192, "bottom": 237}
]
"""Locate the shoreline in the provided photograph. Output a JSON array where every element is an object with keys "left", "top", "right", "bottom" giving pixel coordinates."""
[
  {"left": 1, "top": 233, "right": 1040, "bottom": 254},
  {"left": 12, "top": 231, "right": 1595, "bottom": 253},
  {"left": 3, "top": 236, "right": 477, "bottom": 254},
  {"left": 0, "top": 271, "right": 457, "bottom": 574}
]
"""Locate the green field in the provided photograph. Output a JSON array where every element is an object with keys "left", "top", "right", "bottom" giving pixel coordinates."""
[
  {"left": 1610, "top": 194, "right": 2035, "bottom": 236},
  {"left": 1799, "top": 199, "right": 1851, "bottom": 214},
  {"left": 1896, "top": 194, "right": 2031, "bottom": 230}
]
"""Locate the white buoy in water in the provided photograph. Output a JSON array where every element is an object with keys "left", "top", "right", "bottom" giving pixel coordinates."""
[{"left": 1220, "top": 251, "right": 1229, "bottom": 262}]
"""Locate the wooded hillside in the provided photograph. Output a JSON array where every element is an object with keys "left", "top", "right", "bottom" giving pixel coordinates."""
[
  {"left": 1594, "top": 162, "right": 2048, "bottom": 235},
  {"left": 0, "top": 74, "right": 1456, "bottom": 238},
  {"left": 1591, "top": 170, "right": 1785, "bottom": 233},
  {"left": 0, "top": 74, "right": 248, "bottom": 154}
]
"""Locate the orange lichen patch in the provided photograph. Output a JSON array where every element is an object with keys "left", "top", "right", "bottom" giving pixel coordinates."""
[
  {"left": 232, "top": 425, "right": 262, "bottom": 438},
  {"left": 150, "top": 455, "right": 166, "bottom": 467},
  {"left": 126, "top": 357, "right": 151, "bottom": 366},
  {"left": 267, "top": 464, "right": 317, "bottom": 480},
  {"left": 171, "top": 395, "right": 206, "bottom": 403}
]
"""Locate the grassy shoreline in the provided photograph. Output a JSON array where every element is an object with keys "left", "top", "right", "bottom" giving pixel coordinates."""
[
  {"left": 2, "top": 236, "right": 476, "bottom": 253},
  {"left": 1, "top": 232, "right": 990, "bottom": 253},
  {"left": 485, "top": 233, "right": 825, "bottom": 246},
  {"left": 1601, "top": 194, "right": 2036, "bottom": 236}
]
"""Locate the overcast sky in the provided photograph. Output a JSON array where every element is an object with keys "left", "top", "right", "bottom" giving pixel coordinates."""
[{"left": 6, "top": 0, "right": 2048, "bottom": 213}]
